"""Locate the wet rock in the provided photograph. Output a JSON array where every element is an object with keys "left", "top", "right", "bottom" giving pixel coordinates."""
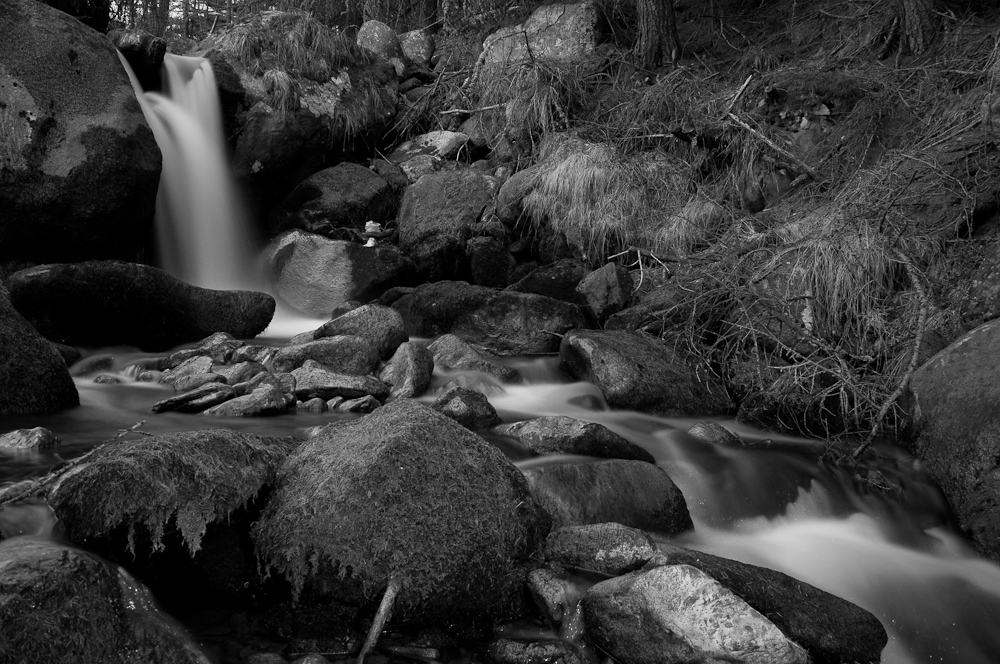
[
  {"left": 159, "top": 356, "right": 214, "bottom": 388},
  {"left": 487, "top": 638, "right": 585, "bottom": 664},
  {"left": 315, "top": 304, "right": 408, "bottom": 360},
  {"left": 94, "top": 374, "right": 124, "bottom": 384},
  {"left": 160, "top": 332, "right": 244, "bottom": 370},
  {"left": 0, "top": 538, "right": 213, "bottom": 664},
  {"left": 651, "top": 543, "right": 887, "bottom": 664},
  {"left": 0, "top": 0, "right": 161, "bottom": 266},
  {"left": 270, "top": 162, "right": 400, "bottom": 237},
  {"left": 559, "top": 330, "right": 732, "bottom": 416},
  {"left": 266, "top": 230, "right": 417, "bottom": 317},
  {"left": 526, "top": 566, "right": 579, "bottom": 630},
  {"left": 432, "top": 386, "right": 502, "bottom": 429},
  {"left": 108, "top": 28, "right": 167, "bottom": 92},
  {"left": 545, "top": 523, "right": 657, "bottom": 576},
  {"left": 0, "top": 427, "right": 59, "bottom": 450},
  {"left": 687, "top": 421, "right": 743, "bottom": 446},
  {"left": 231, "top": 344, "right": 276, "bottom": 365},
  {"left": 297, "top": 397, "right": 328, "bottom": 413},
  {"left": 379, "top": 342, "right": 434, "bottom": 401},
  {"left": 0, "top": 282, "right": 79, "bottom": 416},
  {"left": 492, "top": 416, "right": 654, "bottom": 463},
  {"left": 390, "top": 130, "right": 470, "bottom": 163},
  {"left": 203, "top": 383, "right": 288, "bottom": 416},
  {"left": 908, "top": 319, "right": 1000, "bottom": 561},
  {"left": 583, "top": 565, "right": 809, "bottom": 664},
  {"left": 524, "top": 459, "right": 692, "bottom": 535},
  {"left": 337, "top": 395, "right": 381, "bottom": 413},
  {"left": 47, "top": 430, "right": 295, "bottom": 606},
  {"left": 214, "top": 361, "right": 267, "bottom": 386},
  {"left": 428, "top": 333, "right": 523, "bottom": 384},
  {"left": 397, "top": 170, "right": 495, "bottom": 281},
  {"left": 506, "top": 258, "right": 588, "bottom": 303},
  {"left": 152, "top": 383, "right": 237, "bottom": 414},
  {"left": 291, "top": 360, "right": 390, "bottom": 402},
  {"left": 394, "top": 281, "right": 590, "bottom": 355},
  {"left": 271, "top": 336, "right": 380, "bottom": 375},
  {"left": 7, "top": 261, "right": 274, "bottom": 351},
  {"left": 254, "top": 399, "right": 551, "bottom": 626},
  {"left": 575, "top": 262, "right": 632, "bottom": 323}
]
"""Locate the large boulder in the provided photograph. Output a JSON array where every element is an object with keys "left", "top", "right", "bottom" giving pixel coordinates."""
[
  {"left": 7, "top": 261, "right": 275, "bottom": 351},
  {"left": 583, "top": 564, "right": 809, "bottom": 664},
  {"left": 0, "top": 282, "right": 78, "bottom": 416},
  {"left": 47, "top": 429, "right": 294, "bottom": 606},
  {"left": 907, "top": 320, "right": 1000, "bottom": 561},
  {"left": 397, "top": 170, "right": 496, "bottom": 281},
  {"left": 0, "top": 0, "right": 161, "bottom": 265},
  {"left": 253, "top": 399, "right": 551, "bottom": 626},
  {"left": 0, "top": 538, "right": 212, "bottom": 664},
  {"left": 482, "top": 2, "right": 600, "bottom": 65},
  {"left": 560, "top": 330, "right": 733, "bottom": 416},
  {"left": 269, "top": 161, "right": 401, "bottom": 237},
  {"left": 392, "top": 280, "right": 590, "bottom": 355},
  {"left": 266, "top": 230, "right": 417, "bottom": 317}
]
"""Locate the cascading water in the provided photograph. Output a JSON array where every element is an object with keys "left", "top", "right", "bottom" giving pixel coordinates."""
[{"left": 121, "top": 52, "right": 256, "bottom": 292}]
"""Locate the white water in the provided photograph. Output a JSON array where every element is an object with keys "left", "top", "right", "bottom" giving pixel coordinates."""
[{"left": 494, "top": 382, "right": 1000, "bottom": 664}]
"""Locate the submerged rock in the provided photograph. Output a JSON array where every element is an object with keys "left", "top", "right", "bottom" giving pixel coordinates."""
[
  {"left": 0, "top": 0, "right": 161, "bottom": 266},
  {"left": 7, "top": 261, "right": 274, "bottom": 351},
  {"left": 0, "top": 538, "right": 212, "bottom": 664},
  {"left": 493, "top": 416, "right": 654, "bottom": 463},
  {"left": 394, "top": 281, "right": 590, "bottom": 355},
  {"left": 524, "top": 459, "right": 691, "bottom": 535},
  {"left": 0, "top": 282, "right": 79, "bottom": 416},
  {"left": 559, "top": 330, "right": 733, "bottom": 416},
  {"left": 583, "top": 564, "right": 809, "bottom": 664},
  {"left": 254, "top": 399, "right": 550, "bottom": 626}
]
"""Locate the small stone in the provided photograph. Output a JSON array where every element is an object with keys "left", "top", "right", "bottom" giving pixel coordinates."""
[
  {"left": 0, "top": 427, "right": 59, "bottom": 450},
  {"left": 93, "top": 374, "right": 124, "bottom": 384},
  {"left": 337, "top": 395, "right": 381, "bottom": 413}
]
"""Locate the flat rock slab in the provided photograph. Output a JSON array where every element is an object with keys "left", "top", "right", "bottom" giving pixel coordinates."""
[
  {"left": 7, "top": 261, "right": 274, "bottom": 351},
  {"left": 493, "top": 416, "right": 654, "bottom": 462}
]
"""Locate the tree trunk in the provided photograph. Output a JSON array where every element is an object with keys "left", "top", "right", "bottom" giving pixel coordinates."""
[
  {"left": 636, "top": 0, "right": 681, "bottom": 69},
  {"left": 879, "top": 0, "right": 940, "bottom": 57}
]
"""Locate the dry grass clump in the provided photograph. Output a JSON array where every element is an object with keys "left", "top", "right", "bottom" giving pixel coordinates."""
[{"left": 46, "top": 430, "right": 294, "bottom": 555}]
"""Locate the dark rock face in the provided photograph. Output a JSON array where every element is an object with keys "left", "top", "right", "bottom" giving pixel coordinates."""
[
  {"left": 0, "top": 0, "right": 161, "bottom": 265},
  {"left": 559, "top": 330, "right": 733, "bottom": 416},
  {"left": 506, "top": 258, "right": 589, "bottom": 302},
  {"left": 266, "top": 230, "right": 417, "bottom": 317},
  {"left": 650, "top": 543, "right": 887, "bottom": 664},
  {"left": 108, "top": 28, "right": 166, "bottom": 91},
  {"left": 523, "top": 459, "right": 692, "bottom": 535},
  {"left": 0, "top": 282, "right": 78, "bottom": 416},
  {"left": 0, "top": 538, "right": 212, "bottom": 664},
  {"left": 41, "top": 0, "right": 111, "bottom": 32},
  {"left": 7, "top": 261, "right": 275, "bottom": 351},
  {"left": 397, "top": 170, "right": 496, "bottom": 280},
  {"left": 908, "top": 320, "right": 1000, "bottom": 561},
  {"left": 254, "top": 399, "right": 550, "bottom": 626},
  {"left": 393, "top": 281, "right": 590, "bottom": 355},
  {"left": 270, "top": 162, "right": 401, "bottom": 236}
]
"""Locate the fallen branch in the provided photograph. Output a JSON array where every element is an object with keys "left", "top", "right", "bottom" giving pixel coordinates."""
[
  {"left": 851, "top": 249, "right": 928, "bottom": 462},
  {"left": 439, "top": 102, "right": 506, "bottom": 116},
  {"left": 357, "top": 575, "right": 402, "bottom": 664}
]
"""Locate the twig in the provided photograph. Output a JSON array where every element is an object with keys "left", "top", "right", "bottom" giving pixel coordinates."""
[
  {"left": 439, "top": 102, "right": 506, "bottom": 116},
  {"left": 851, "top": 249, "right": 928, "bottom": 462},
  {"left": 727, "top": 112, "right": 822, "bottom": 182},
  {"left": 722, "top": 74, "right": 754, "bottom": 117},
  {"left": 357, "top": 575, "right": 401, "bottom": 664}
]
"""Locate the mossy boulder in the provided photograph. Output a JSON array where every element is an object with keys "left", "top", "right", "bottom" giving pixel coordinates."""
[
  {"left": 0, "top": 538, "right": 212, "bottom": 664},
  {"left": 253, "top": 399, "right": 550, "bottom": 627},
  {"left": 46, "top": 430, "right": 295, "bottom": 604}
]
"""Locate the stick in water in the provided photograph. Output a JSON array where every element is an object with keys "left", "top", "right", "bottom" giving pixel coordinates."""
[{"left": 356, "top": 575, "right": 402, "bottom": 664}]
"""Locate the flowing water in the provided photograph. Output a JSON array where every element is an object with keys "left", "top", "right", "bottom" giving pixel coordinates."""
[{"left": 3, "top": 54, "right": 999, "bottom": 664}]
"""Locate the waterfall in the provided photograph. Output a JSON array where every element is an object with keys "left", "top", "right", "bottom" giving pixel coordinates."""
[{"left": 121, "top": 53, "right": 256, "bottom": 292}]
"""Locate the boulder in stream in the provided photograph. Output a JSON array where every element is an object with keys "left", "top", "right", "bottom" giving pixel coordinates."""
[
  {"left": 393, "top": 281, "right": 590, "bottom": 355},
  {"left": 253, "top": 399, "right": 550, "bottom": 626},
  {"left": 583, "top": 564, "right": 809, "bottom": 664},
  {"left": 314, "top": 303, "right": 408, "bottom": 360},
  {"left": 560, "top": 330, "right": 733, "bottom": 416},
  {"left": 493, "top": 416, "right": 654, "bottom": 463},
  {"left": 378, "top": 341, "right": 434, "bottom": 401},
  {"left": 6, "top": 261, "right": 274, "bottom": 352},
  {"left": 0, "top": 0, "right": 161, "bottom": 265},
  {"left": 0, "top": 538, "right": 212, "bottom": 664}
]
